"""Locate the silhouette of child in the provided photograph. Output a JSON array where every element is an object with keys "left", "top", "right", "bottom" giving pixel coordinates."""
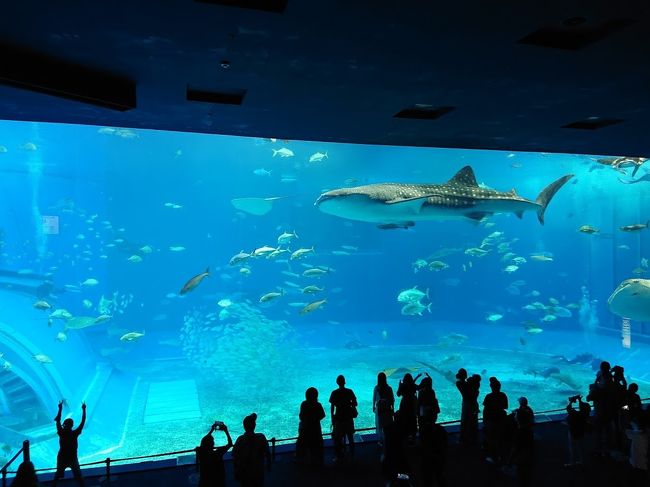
[
  {"left": 295, "top": 387, "right": 326, "bottom": 466},
  {"left": 52, "top": 401, "right": 86, "bottom": 486},
  {"left": 198, "top": 421, "right": 233, "bottom": 487}
]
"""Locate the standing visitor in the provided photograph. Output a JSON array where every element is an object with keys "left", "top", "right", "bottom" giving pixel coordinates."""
[
  {"left": 52, "top": 401, "right": 86, "bottom": 487},
  {"left": 456, "top": 369, "right": 481, "bottom": 446},
  {"left": 373, "top": 372, "right": 395, "bottom": 448},
  {"left": 233, "top": 413, "right": 271, "bottom": 487},
  {"left": 482, "top": 377, "right": 508, "bottom": 465},
  {"left": 329, "top": 375, "right": 358, "bottom": 462},
  {"left": 295, "top": 387, "right": 326, "bottom": 466},
  {"left": 198, "top": 421, "right": 233, "bottom": 487},
  {"left": 396, "top": 373, "right": 421, "bottom": 440}
]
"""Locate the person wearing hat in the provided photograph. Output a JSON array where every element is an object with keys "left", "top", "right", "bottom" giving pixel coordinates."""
[
  {"left": 52, "top": 400, "right": 86, "bottom": 486},
  {"left": 233, "top": 413, "right": 271, "bottom": 486}
]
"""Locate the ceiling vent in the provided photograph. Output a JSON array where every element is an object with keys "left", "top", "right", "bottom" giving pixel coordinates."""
[
  {"left": 186, "top": 87, "right": 246, "bottom": 105},
  {"left": 0, "top": 43, "right": 136, "bottom": 111},
  {"left": 562, "top": 117, "right": 623, "bottom": 130},
  {"left": 394, "top": 105, "right": 455, "bottom": 120},
  {"left": 195, "top": 0, "right": 287, "bottom": 13},
  {"left": 519, "top": 18, "right": 635, "bottom": 50}
]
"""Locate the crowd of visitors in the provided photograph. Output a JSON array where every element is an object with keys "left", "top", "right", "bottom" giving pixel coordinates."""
[{"left": 6, "top": 361, "right": 649, "bottom": 487}]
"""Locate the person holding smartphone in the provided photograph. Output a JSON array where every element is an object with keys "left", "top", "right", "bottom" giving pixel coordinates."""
[{"left": 198, "top": 421, "right": 233, "bottom": 487}]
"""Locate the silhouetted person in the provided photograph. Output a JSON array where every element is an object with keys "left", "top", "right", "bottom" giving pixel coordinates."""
[
  {"left": 329, "top": 375, "right": 357, "bottom": 462},
  {"left": 482, "top": 377, "right": 508, "bottom": 465},
  {"left": 589, "top": 361, "right": 616, "bottom": 457},
  {"left": 52, "top": 401, "right": 86, "bottom": 487},
  {"left": 382, "top": 411, "right": 410, "bottom": 483},
  {"left": 397, "top": 373, "right": 421, "bottom": 440},
  {"left": 295, "top": 387, "right": 326, "bottom": 466},
  {"left": 417, "top": 374, "right": 440, "bottom": 436},
  {"left": 509, "top": 397, "right": 534, "bottom": 487},
  {"left": 612, "top": 365, "right": 628, "bottom": 449},
  {"left": 565, "top": 394, "right": 590, "bottom": 466},
  {"left": 233, "top": 413, "right": 271, "bottom": 487},
  {"left": 11, "top": 461, "right": 40, "bottom": 487},
  {"left": 373, "top": 372, "right": 395, "bottom": 448},
  {"left": 456, "top": 369, "right": 480, "bottom": 446},
  {"left": 198, "top": 421, "right": 233, "bottom": 487},
  {"left": 420, "top": 422, "right": 448, "bottom": 487},
  {"left": 626, "top": 383, "right": 643, "bottom": 425}
]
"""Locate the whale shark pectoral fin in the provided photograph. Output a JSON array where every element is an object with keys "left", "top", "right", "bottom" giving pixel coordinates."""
[
  {"left": 632, "top": 164, "right": 642, "bottom": 177},
  {"left": 465, "top": 212, "right": 489, "bottom": 221},
  {"left": 535, "top": 174, "right": 574, "bottom": 224},
  {"left": 378, "top": 222, "right": 415, "bottom": 230},
  {"left": 384, "top": 195, "right": 434, "bottom": 214}
]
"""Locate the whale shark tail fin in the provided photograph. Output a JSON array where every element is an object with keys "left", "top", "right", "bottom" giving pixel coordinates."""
[{"left": 535, "top": 174, "right": 574, "bottom": 225}]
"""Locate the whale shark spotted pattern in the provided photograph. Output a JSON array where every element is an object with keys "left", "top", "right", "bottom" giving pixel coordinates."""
[{"left": 315, "top": 166, "right": 573, "bottom": 228}]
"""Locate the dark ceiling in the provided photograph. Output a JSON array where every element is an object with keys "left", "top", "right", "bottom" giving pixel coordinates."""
[{"left": 1, "top": 1, "right": 649, "bottom": 156}]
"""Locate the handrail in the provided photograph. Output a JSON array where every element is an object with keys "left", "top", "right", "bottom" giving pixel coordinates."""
[
  {"left": 1, "top": 440, "right": 29, "bottom": 487},
  {"left": 2, "top": 396, "right": 648, "bottom": 478}
]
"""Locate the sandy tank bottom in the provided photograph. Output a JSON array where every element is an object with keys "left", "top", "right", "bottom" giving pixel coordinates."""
[{"left": 63, "top": 341, "right": 650, "bottom": 466}]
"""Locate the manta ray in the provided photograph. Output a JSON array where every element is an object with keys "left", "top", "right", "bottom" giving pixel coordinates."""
[
  {"left": 315, "top": 166, "right": 573, "bottom": 228},
  {"left": 592, "top": 156, "right": 647, "bottom": 176}
]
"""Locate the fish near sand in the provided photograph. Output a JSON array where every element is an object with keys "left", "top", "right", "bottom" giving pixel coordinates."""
[
  {"left": 315, "top": 166, "right": 573, "bottom": 228},
  {"left": 553, "top": 353, "right": 594, "bottom": 365},
  {"left": 180, "top": 267, "right": 210, "bottom": 295}
]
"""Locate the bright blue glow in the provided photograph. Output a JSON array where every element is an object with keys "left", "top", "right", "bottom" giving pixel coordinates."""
[{"left": 0, "top": 120, "right": 648, "bottom": 468}]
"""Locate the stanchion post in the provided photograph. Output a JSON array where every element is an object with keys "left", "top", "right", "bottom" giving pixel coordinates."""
[
  {"left": 105, "top": 457, "right": 111, "bottom": 482},
  {"left": 22, "top": 440, "right": 30, "bottom": 463},
  {"left": 271, "top": 438, "right": 276, "bottom": 462}
]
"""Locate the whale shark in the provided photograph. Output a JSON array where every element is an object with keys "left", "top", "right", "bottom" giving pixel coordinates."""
[{"left": 315, "top": 166, "right": 573, "bottom": 228}]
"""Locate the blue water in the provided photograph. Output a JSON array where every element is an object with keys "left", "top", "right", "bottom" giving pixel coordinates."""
[{"left": 0, "top": 120, "right": 649, "bottom": 468}]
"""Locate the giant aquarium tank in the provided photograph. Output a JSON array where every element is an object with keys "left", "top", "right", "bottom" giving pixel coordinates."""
[{"left": 0, "top": 119, "right": 649, "bottom": 468}]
